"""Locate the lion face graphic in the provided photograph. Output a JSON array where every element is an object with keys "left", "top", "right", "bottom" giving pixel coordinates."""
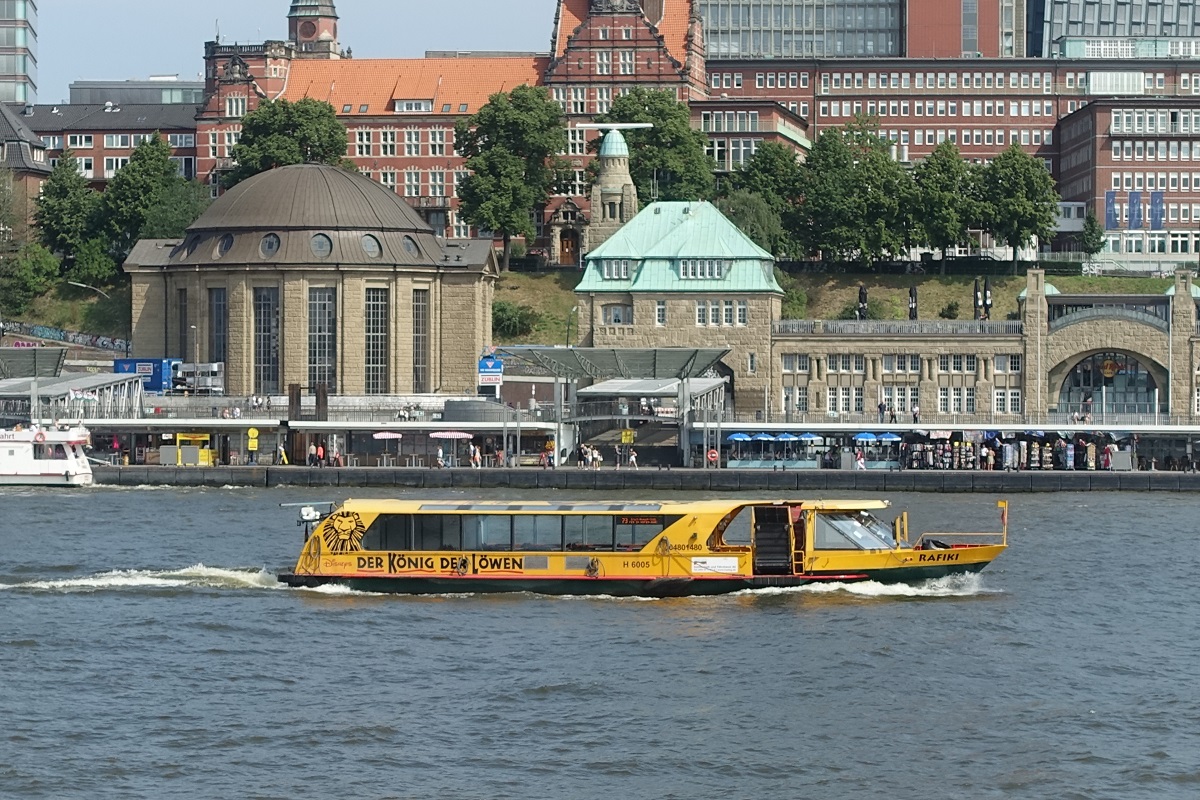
[{"left": 321, "top": 512, "right": 366, "bottom": 553}]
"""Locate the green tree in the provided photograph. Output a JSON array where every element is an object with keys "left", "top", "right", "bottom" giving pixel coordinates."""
[
  {"left": 978, "top": 144, "right": 1060, "bottom": 273},
  {"left": 34, "top": 150, "right": 101, "bottom": 260},
  {"left": 716, "top": 189, "right": 783, "bottom": 253},
  {"left": 594, "top": 87, "right": 714, "bottom": 202},
  {"left": 99, "top": 134, "right": 185, "bottom": 260},
  {"left": 727, "top": 141, "right": 804, "bottom": 253},
  {"left": 0, "top": 243, "right": 60, "bottom": 315},
  {"left": 140, "top": 179, "right": 212, "bottom": 239},
  {"left": 65, "top": 237, "right": 118, "bottom": 286},
  {"left": 795, "top": 128, "right": 865, "bottom": 261},
  {"left": 914, "top": 141, "right": 975, "bottom": 268},
  {"left": 224, "top": 98, "right": 351, "bottom": 188},
  {"left": 1078, "top": 211, "right": 1105, "bottom": 257},
  {"left": 492, "top": 299, "right": 540, "bottom": 339},
  {"left": 455, "top": 85, "right": 568, "bottom": 271}
]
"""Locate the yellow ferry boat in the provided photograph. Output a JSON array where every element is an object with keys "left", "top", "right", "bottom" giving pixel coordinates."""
[{"left": 278, "top": 498, "right": 1008, "bottom": 597}]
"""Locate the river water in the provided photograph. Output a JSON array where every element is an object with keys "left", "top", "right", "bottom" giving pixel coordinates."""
[{"left": 1, "top": 487, "right": 1197, "bottom": 799}]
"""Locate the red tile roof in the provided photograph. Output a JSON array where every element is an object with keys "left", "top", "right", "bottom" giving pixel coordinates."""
[
  {"left": 283, "top": 56, "right": 550, "bottom": 116},
  {"left": 554, "top": 0, "right": 693, "bottom": 66}
]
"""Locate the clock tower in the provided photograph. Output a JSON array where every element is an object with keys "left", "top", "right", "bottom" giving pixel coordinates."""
[{"left": 287, "top": 0, "right": 341, "bottom": 59}]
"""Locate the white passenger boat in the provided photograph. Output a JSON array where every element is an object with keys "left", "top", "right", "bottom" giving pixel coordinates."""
[{"left": 0, "top": 425, "right": 94, "bottom": 486}]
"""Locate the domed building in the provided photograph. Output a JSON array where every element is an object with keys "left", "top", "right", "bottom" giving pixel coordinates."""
[{"left": 125, "top": 163, "right": 497, "bottom": 396}]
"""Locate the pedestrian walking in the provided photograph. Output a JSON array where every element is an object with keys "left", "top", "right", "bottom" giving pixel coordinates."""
[
  {"left": 911, "top": 403, "right": 920, "bottom": 424},
  {"left": 888, "top": 403, "right": 897, "bottom": 424},
  {"left": 628, "top": 448, "right": 638, "bottom": 469},
  {"left": 877, "top": 401, "right": 886, "bottom": 424},
  {"left": 307, "top": 442, "right": 317, "bottom": 467},
  {"left": 855, "top": 449, "right": 866, "bottom": 470},
  {"left": 316, "top": 442, "right": 325, "bottom": 467}
]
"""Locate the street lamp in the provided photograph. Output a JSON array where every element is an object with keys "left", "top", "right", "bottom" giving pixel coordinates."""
[
  {"left": 67, "top": 280, "right": 129, "bottom": 357},
  {"left": 565, "top": 305, "right": 579, "bottom": 347}
]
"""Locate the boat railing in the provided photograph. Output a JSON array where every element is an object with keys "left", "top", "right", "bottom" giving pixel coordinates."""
[{"left": 912, "top": 530, "right": 1007, "bottom": 549}]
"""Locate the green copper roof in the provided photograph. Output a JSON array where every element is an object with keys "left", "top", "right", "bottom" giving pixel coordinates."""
[
  {"left": 598, "top": 130, "right": 629, "bottom": 158},
  {"left": 578, "top": 201, "right": 781, "bottom": 294}
]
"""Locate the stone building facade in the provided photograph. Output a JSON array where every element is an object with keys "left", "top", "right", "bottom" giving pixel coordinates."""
[
  {"left": 576, "top": 199, "right": 782, "bottom": 413},
  {"left": 767, "top": 269, "right": 1200, "bottom": 423},
  {"left": 124, "top": 164, "right": 496, "bottom": 397}
]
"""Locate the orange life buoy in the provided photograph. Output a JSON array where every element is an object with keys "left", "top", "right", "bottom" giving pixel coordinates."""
[
  {"left": 707, "top": 449, "right": 719, "bottom": 463},
  {"left": 33, "top": 431, "right": 45, "bottom": 443}
]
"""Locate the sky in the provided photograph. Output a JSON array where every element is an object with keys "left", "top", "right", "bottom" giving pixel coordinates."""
[{"left": 37, "top": 0, "right": 560, "bottom": 104}]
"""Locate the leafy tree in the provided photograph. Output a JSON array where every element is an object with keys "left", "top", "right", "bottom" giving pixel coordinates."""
[
  {"left": 594, "top": 87, "right": 714, "bottom": 202},
  {"left": 492, "top": 299, "right": 540, "bottom": 339},
  {"left": 1078, "top": 211, "right": 1105, "bottom": 257},
  {"left": 914, "top": 141, "right": 975, "bottom": 264},
  {"left": 34, "top": 150, "right": 101, "bottom": 260},
  {"left": 224, "top": 98, "right": 351, "bottom": 188},
  {"left": 716, "top": 189, "right": 783, "bottom": 253},
  {"left": 140, "top": 179, "right": 211, "bottom": 239},
  {"left": 938, "top": 301, "right": 961, "bottom": 320},
  {"left": 455, "top": 85, "right": 569, "bottom": 271},
  {"left": 99, "top": 135, "right": 185, "bottom": 260},
  {"left": 65, "top": 238, "right": 118, "bottom": 286},
  {"left": 0, "top": 243, "right": 60, "bottom": 314},
  {"left": 727, "top": 141, "right": 803, "bottom": 214},
  {"left": 978, "top": 144, "right": 1060, "bottom": 273}
]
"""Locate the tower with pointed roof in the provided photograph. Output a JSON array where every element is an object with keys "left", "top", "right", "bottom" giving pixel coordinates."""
[
  {"left": 586, "top": 129, "right": 639, "bottom": 251},
  {"left": 288, "top": 0, "right": 341, "bottom": 59}
]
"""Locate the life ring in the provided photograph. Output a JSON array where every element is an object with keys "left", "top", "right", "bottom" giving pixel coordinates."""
[
  {"left": 33, "top": 432, "right": 45, "bottom": 443},
  {"left": 707, "top": 449, "right": 719, "bottom": 463}
]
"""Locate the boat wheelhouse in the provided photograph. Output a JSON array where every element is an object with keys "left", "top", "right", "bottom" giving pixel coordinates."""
[
  {"left": 278, "top": 498, "right": 1007, "bottom": 597},
  {"left": 0, "top": 425, "right": 94, "bottom": 486}
]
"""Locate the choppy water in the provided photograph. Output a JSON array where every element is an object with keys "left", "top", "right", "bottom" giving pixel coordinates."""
[{"left": 1, "top": 487, "right": 1198, "bottom": 799}]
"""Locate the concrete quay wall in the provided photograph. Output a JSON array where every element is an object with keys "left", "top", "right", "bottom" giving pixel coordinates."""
[{"left": 91, "top": 467, "right": 1200, "bottom": 493}]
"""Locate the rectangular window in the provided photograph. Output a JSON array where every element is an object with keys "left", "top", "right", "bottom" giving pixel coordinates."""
[
  {"left": 1008, "top": 390, "right": 1021, "bottom": 414},
  {"left": 723, "top": 300, "right": 734, "bottom": 326},
  {"left": 695, "top": 300, "right": 707, "bottom": 326},
  {"left": 207, "top": 288, "right": 227, "bottom": 364},
  {"left": 619, "top": 50, "right": 634, "bottom": 75},
  {"left": 429, "top": 129, "right": 446, "bottom": 156},
  {"left": 67, "top": 134, "right": 93, "bottom": 149},
  {"left": 796, "top": 386, "right": 809, "bottom": 412},
  {"left": 656, "top": 300, "right": 666, "bottom": 326},
  {"left": 412, "top": 288, "right": 430, "bottom": 393},
  {"left": 253, "top": 287, "right": 280, "bottom": 395},
  {"left": 355, "top": 129, "right": 372, "bottom": 157},
  {"left": 225, "top": 96, "right": 248, "bottom": 118},
  {"left": 405, "top": 171, "right": 420, "bottom": 197},
  {"left": 308, "top": 288, "right": 337, "bottom": 392},
  {"left": 736, "top": 300, "right": 748, "bottom": 325},
  {"left": 380, "top": 130, "right": 397, "bottom": 156},
  {"left": 364, "top": 288, "right": 390, "bottom": 394},
  {"left": 597, "top": 51, "right": 611, "bottom": 75}
]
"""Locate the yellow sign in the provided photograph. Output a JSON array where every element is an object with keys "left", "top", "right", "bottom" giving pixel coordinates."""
[
  {"left": 621, "top": 429, "right": 635, "bottom": 444},
  {"left": 247, "top": 427, "right": 259, "bottom": 438},
  {"left": 1100, "top": 359, "right": 1120, "bottom": 378}
]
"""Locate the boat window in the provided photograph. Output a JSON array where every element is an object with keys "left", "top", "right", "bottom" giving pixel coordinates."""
[
  {"left": 513, "top": 515, "right": 563, "bottom": 551},
  {"left": 413, "top": 514, "right": 463, "bottom": 550},
  {"left": 715, "top": 507, "right": 753, "bottom": 545},
  {"left": 614, "top": 516, "right": 663, "bottom": 550},
  {"left": 564, "top": 516, "right": 614, "bottom": 550},
  {"left": 362, "top": 514, "right": 413, "bottom": 550},
  {"left": 813, "top": 513, "right": 896, "bottom": 551},
  {"left": 462, "top": 515, "right": 512, "bottom": 550}
]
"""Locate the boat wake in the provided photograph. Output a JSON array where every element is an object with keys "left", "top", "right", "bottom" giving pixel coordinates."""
[
  {"left": 0, "top": 564, "right": 281, "bottom": 593},
  {"left": 739, "top": 572, "right": 999, "bottom": 599}
]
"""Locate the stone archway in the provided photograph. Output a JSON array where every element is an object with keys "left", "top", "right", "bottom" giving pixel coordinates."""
[{"left": 1053, "top": 349, "right": 1168, "bottom": 415}]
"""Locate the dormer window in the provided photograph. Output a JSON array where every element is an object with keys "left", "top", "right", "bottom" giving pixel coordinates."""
[
  {"left": 680, "top": 259, "right": 728, "bottom": 279},
  {"left": 602, "top": 259, "right": 630, "bottom": 279},
  {"left": 395, "top": 99, "right": 433, "bottom": 113}
]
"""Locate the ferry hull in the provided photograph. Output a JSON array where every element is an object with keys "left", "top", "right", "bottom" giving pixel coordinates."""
[
  {"left": 278, "top": 561, "right": 992, "bottom": 597},
  {"left": 0, "top": 472, "right": 93, "bottom": 487}
]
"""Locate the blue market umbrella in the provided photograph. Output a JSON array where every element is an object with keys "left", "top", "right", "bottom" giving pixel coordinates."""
[
  {"left": 751, "top": 432, "right": 775, "bottom": 458},
  {"left": 775, "top": 433, "right": 799, "bottom": 442},
  {"left": 726, "top": 432, "right": 752, "bottom": 442},
  {"left": 853, "top": 432, "right": 878, "bottom": 443},
  {"left": 878, "top": 432, "right": 902, "bottom": 443},
  {"left": 798, "top": 432, "right": 823, "bottom": 442}
]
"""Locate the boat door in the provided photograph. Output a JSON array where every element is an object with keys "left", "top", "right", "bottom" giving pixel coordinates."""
[{"left": 752, "top": 506, "right": 794, "bottom": 575}]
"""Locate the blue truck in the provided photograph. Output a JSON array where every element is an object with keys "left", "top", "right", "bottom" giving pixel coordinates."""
[{"left": 114, "top": 358, "right": 182, "bottom": 394}]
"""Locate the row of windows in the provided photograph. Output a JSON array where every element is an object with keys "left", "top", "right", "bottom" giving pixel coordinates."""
[
  {"left": 361, "top": 513, "right": 670, "bottom": 553},
  {"left": 696, "top": 299, "right": 749, "bottom": 327},
  {"left": 1109, "top": 109, "right": 1200, "bottom": 136},
  {"left": 781, "top": 353, "right": 1021, "bottom": 373},
  {"left": 593, "top": 50, "right": 639, "bottom": 76},
  {"left": 41, "top": 133, "right": 194, "bottom": 150},
  {"left": 819, "top": 98, "right": 1057, "bottom": 122},
  {"left": 1103, "top": 232, "right": 1200, "bottom": 254},
  {"left": 352, "top": 128, "right": 452, "bottom": 158},
  {"left": 1110, "top": 172, "right": 1200, "bottom": 192},
  {"left": 821, "top": 70, "right": 1056, "bottom": 93},
  {"left": 698, "top": 111, "right": 762, "bottom": 133},
  {"left": 819, "top": 387, "right": 1022, "bottom": 415},
  {"left": 1111, "top": 140, "right": 1200, "bottom": 162},
  {"left": 706, "top": 137, "right": 761, "bottom": 170},
  {"left": 1105, "top": 203, "right": 1200, "bottom": 227},
  {"left": 680, "top": 259, "right": 730, "bottom": 279}
]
